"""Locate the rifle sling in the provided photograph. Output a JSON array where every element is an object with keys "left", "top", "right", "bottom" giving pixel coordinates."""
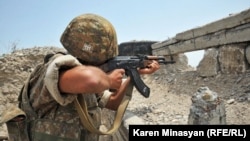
[{"left": 74, "top": 81, "right": 133, "bottom": 135}]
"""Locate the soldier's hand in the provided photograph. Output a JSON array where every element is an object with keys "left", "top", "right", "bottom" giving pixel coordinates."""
[
  {"left": 107, "top": 69, "right": 125, "bottom": 90},
  {"left": 138, "top": 60, "right": 160, "bottom": 74}
]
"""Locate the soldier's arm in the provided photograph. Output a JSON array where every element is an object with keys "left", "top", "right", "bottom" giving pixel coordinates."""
[
  {"left": 59, "top": 65, "right": 125, "bottom": 94},
  {"left": 44, "top": 54, "right": 124, "bottom": 106}
]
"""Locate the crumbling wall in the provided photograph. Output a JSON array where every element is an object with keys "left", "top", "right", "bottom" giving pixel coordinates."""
[
  {"left": 152, "top": 8, "right": 250, "bottom": 56},
  {"left": 197, "top": 42, "right": 250, "bottom": 77}
]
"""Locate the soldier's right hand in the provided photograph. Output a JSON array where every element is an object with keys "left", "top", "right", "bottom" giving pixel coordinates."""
[{"left": 107, "top": 69, "right": 125, "bottom": 91}]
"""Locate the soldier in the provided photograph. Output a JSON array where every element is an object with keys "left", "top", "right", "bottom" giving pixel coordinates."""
[{"left": 3, "top": 13, "right": 160, "bottom": 141}]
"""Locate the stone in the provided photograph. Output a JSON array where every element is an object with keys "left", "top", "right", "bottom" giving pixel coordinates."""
[{"left": 188, "top": 87, "right": 226, "bottom": 125}]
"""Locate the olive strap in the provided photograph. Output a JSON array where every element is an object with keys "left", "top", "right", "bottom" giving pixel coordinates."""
[{"left": 74, "top": 81, "right": 133, "bottom": 135}]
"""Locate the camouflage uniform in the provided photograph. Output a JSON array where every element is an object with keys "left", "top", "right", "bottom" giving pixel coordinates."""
[
  {"left": 19, "top": 52, "right": 111, "bottom": 141},
  {"left": 2, "top": 13, "right": 119, "bottom": 141}
]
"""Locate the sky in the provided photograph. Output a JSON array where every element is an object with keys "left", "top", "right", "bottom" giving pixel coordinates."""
[{"left": 0, "top": 0, "right": 249, "bottom": 67}]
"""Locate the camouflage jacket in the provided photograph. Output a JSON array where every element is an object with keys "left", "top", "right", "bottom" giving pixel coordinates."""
[{"left": 4, "top": 52, "right": 112, "bottom": 141}]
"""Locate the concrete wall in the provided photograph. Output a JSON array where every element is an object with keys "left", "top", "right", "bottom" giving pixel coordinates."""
[{"left": 151, "top": 8, "right": 250, "bottom": 56}]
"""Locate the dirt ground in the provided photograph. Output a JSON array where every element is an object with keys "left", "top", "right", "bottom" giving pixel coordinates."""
[{"left": 127, "top": 69, "right": 250, "bottom": 125}]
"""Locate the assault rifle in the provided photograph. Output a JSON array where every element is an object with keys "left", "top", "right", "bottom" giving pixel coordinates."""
[{"left": 100, "top": 55, "right": 175, "bottom": 98}]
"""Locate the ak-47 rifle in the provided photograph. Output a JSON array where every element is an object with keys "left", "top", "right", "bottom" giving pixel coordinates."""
[{"left": 100, "top": 54, "right": 175, "bottom": 98}]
